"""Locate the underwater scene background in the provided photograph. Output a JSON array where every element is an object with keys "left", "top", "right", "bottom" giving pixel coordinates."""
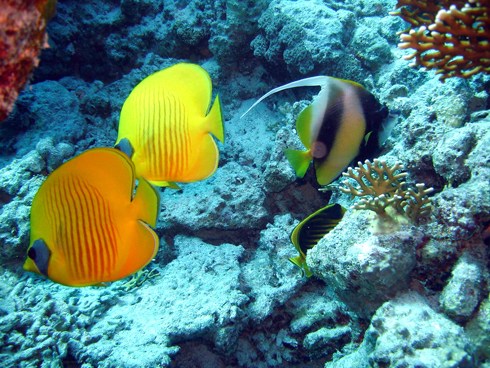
[{"left": 1, "top": 0, "right": 490, "bottom": 367}]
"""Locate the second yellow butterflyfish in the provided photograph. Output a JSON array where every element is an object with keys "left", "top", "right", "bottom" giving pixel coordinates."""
[
  {"left": 24, "top": 148, "right": 160, "bottom": 287},
  {"left": 115, "top": 63, "right": 225, "bottom": 188}
]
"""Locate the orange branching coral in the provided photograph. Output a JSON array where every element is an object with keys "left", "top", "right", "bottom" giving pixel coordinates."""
[
  {"left": 391, "top": 0, "right": 490, "bottom": 81},
  {"left": 0, "top": 0, "right": 57, "bottom": 122},
  {"left": 391, "top": 0, "right": 464, "bottom": 32}
]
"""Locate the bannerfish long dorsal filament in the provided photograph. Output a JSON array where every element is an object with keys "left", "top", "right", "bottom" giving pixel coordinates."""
[{"left": 240, "top": 76, "right": 331, "bottom": 119}]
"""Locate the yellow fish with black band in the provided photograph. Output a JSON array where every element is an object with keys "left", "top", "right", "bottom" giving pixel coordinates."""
[
  {"left": 115, "top": 63, "right": 224, "bottom": 189},
  {"left": 241, "top": 76, "right": 389, "bottom": 186},
  {"left": 24, "top": 148, "right": 160, "bottom": 287},
  {"left": 290, "top": 203, "right": 346, "bottom": 277}
]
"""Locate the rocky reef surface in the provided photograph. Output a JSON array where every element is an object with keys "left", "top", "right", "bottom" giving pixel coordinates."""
[{"left": 1, "top": 0, "right": 489, "bottom": 367}]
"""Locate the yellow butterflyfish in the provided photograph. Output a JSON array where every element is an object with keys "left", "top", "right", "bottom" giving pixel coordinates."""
[
  {"left": 24, "top": 148, "right": 160, "bottom": 287},
  {"left": 115, "top": 63, "right": 224, "bottom": 188}
]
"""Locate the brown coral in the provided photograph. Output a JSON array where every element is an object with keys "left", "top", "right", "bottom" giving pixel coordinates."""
[
  {"left": 341, "top": 159, "right": 408, "bottom": 200},
  {"left": 391, "top": 0, "right": 490, "bottom": 81},
  {"left": 0, "top": 0, "right": 56, "bottom": 122},
  {"left": 340, "top": 159, "right": 434, "bottom": 230},
  {"left": 402, "top": 183, "right": 434, "bottom": 224}
]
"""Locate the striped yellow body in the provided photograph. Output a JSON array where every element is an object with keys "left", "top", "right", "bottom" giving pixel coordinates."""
[
  {"left": 116, "top": 63, "right": 224, "bottom": 187},
  {"left": 40, "top": 174, "right": 121, "bottom": 283},
  {"left": 24, "top": 148, "right": 160, "bottom": 287}
]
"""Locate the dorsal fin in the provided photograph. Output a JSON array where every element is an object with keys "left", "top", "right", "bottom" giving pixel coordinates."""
[{"left": 240, "top": 76, "right": 330, "bottom": 119}]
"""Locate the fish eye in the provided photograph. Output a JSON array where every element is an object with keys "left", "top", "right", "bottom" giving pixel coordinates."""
[
  {"left": 28, "top": 247, "right": 37, "bottom": 260},
  {"left": 28, "top": 239, "right": 51, "bottom": 277}
]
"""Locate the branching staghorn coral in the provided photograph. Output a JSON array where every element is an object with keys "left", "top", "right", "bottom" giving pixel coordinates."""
[
  {"left": 340, "top": 159, "right": 434, "bottom": 233},
  {"left": 390, "top": 0, "right": 490, "bottom": 81}
]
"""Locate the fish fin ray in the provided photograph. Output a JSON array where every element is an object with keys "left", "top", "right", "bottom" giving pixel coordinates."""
[
  {"left": 186, "top": 135, "right": 219, "bottom": 182},
  {"left": 288, "top": 256, "right": 313, "bottom": 278},
  {"left": 148, "top": 180, "right": 182, "bottom": 190},
  {"left": 165, "top": 181, "right": 182, "bottom": 190},
  {"left": 288, "top": 256, "right": 305, "bottom": 274},
  {"left": 114, "top": 220, "right": 159, "bottom": 282}
]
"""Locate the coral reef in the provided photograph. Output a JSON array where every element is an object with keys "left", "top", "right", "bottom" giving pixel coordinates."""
[
  {"left": 240, "top": 214, "right": 305, "bottom": 322},
  {"left": 0, "top": 0, "right": 56, "bottom": 122},
  {"left": 307, "top": 206, "right": 424, "bottom": 317},
  {"left": 326, "top": 292, "right": 475, "bottom": 367},
  {"left": 439, "top": 253, "right": 485, "bottom": 322},
  {"left": 466, "top": 297, "right": 490, "bottom": 363},
  {"left": 340, "top": 159, "right": 433, "bottom": 232},
  {"left": 1, "top": 0, "right": 490, "bottom": 367},
  {"left": 33, "top": 0, "right": 268, "bottom": 87},
  {"left": 159, "top": 162, "right": 269, "bottom": 236},
  {"left": 0, "top": 237, "right": 247, "bottom": 367},
  {"left": 235, "top": 283, "right": 362, "bottom": 367},
  {"left": 251, "top": 0, "right": 394, "bottom": 80},
  {"left": 0, "top": 151, "right": 44, "bottom": 259},
  {"left": 392, "top": 0, "right": 490, "bottom": 81}
]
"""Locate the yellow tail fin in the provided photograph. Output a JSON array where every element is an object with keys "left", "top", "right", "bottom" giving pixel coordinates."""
[
  {"left": 284, "top": 149, "right": 312, "bottom": 178},
  {"left": 288, "top": 256, "right": 313, "bottom": 277}
]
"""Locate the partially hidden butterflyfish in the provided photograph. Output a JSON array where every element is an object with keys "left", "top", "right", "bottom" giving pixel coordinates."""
[
  {"left": 24, "top": 148, "right": 160, "bottom": 287},
  {"left": 115, "top": 63, "right": 224, "bottom": 189},
  {"left": 289, "top": 203, "right": 346, "bottom": 277},
  {"left": 241, "top": 76, "right": 388, "bottom": 186}
]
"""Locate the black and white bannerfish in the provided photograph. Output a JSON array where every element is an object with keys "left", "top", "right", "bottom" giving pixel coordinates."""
[{"left": 241, "top": 76, "right": 390, "bottom": 186}]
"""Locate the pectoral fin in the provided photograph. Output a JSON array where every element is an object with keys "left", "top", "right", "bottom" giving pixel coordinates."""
[{"left": 283, "top": 149, "right": 312, "bottom": 178}]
